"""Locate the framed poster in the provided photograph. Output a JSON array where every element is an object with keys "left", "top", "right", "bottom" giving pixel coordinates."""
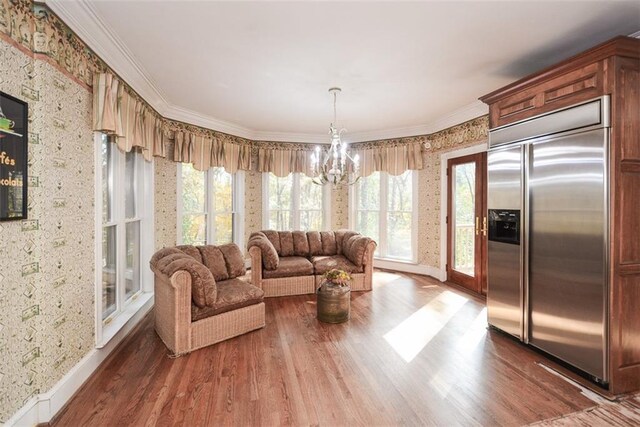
[{"left": 0, "top": 91, "right": 28, "bottom": 221}]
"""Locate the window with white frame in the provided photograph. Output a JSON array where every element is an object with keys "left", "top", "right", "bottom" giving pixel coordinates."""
[
  {"left": 264, "top": 172, "right": 329, "bottom": 231},
  {"left": 177, "top": 163, "right": 243, "bottom": 246},
  {"left": 98, "top": 134, "right": 153, "bottom": 342},
  {"left": 352, "top": 170, "right": 416, "bottom": 261}
]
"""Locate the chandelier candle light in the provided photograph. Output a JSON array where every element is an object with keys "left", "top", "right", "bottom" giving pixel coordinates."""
[{"left": 310, "top": 87, "right": 360, "bottom": 186}]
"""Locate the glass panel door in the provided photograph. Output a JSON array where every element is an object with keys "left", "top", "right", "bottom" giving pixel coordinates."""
[
  {"left": 447, "top": 152, "right": 487, "bottom": 294},
  {"left": 452, "top": 162, "right": 476, "bottom": 276}
]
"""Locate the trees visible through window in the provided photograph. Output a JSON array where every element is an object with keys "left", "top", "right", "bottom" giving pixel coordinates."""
[
  {"left": 265, "top": 173, "right": 326, "bottom": 231},
  {"left": 179, "top": 163, "right": 238, "bottom": 246},
  {"left": 354, "top": 170, "right": 415, "bottom": 261}
]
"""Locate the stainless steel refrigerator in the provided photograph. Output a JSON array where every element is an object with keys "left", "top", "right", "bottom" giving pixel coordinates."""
[{"left": 487, "top": 96, "right": 609, "bottom": 384}]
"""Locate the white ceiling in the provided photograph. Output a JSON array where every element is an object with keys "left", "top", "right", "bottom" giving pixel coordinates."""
[{"left": 47, "top": 1, "right": 640, "bottom": 143}]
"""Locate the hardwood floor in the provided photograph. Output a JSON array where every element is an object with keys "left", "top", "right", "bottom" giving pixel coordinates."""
[{"left": 52, "top": 271, "right": 633, "bottom": 426}]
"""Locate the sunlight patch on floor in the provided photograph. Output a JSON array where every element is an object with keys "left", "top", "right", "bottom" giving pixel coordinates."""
[
  {"left": 456, "top": 307, "right": 488, "bottom": 354},
  {"left": 384, "top": 291, "right": 469, "bottom": 363},
  {"left": 427, "top": 307, "right": 489, "bottom": 399},
  {"left": 372, "top": 271, "right": 402, "bottom": 288}
]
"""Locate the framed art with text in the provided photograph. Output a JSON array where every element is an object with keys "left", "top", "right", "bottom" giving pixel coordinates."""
[{"left": 0, "top": 91, "right": 28, "bottom": 221}]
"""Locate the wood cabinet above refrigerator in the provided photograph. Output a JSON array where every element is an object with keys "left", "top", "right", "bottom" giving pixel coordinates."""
[{"left": 480, "top": 35, "right": 640, "bottom": 395}]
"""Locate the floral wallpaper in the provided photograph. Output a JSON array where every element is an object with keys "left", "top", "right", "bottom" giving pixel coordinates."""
[
  {"left": 0, "top": 37, "right": 95, "bottom": 421},
  {"left": 417, "top": 116, "right": 489, "bottom": 268},
  {"left": 331, "top": 184, "right": 349, "bottom": 230},
  {"left": 244, "top": 169, "right": 263, "bottom": 246},
  {"left": 154, "top": 156, "right": 177, "bottom": 250}
]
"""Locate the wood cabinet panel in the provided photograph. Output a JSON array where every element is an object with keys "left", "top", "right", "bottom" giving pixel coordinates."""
[
  {"left": 616, "top": 58, "right": 640, "bottom": 161},
  {"left": 490, "top": 61, "right": 603, "bottom": 128},
  {"left": 617, "top": 170, "right": 640, "bottom": 264},
  {"left": 610, "top": 273, "right": 640, "bottom": 394}
]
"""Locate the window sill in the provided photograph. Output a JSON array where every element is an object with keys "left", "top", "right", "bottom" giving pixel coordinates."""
[{"left": 97, "top": 292, "right": 154, "bottom": 349}]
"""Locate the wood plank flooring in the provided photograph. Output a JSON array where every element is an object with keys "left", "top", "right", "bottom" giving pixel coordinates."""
[{"left": 51, "top": 271, "right": 634, "bottom": 426}]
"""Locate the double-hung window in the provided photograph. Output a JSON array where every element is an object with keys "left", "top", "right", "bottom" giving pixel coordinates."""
[
  {"left": 97, "top": 134, "right": 153, "bottom": 346},
  {"left": 352, "top": 170, "right": 417, "bottom": 261},
  {"left": 263, "top": 172, "right": 329, "bottom": 231},
  {"left": 177, "top": 163, "right": 243, "bottom": 247}
]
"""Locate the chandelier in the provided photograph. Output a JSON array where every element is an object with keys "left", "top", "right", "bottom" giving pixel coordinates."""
[{"left": 310, "top": 87, "right": 360, "bottom": 186}]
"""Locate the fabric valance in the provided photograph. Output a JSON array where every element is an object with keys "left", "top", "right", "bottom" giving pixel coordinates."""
[
  {"left": 93, "top": 72, "right": 427, "bottom": 176},
  {"left": 257, "top": 146, "right": 315, "bottom": 177},
  {"left": 351, "top": 141, "right": 423, "bottom": 177},
  {"left": 171, "top": 131, "right": 252, "bottom": 173},
  {"left": 93, "top": 73, "right": 164, "bottom": 161}
]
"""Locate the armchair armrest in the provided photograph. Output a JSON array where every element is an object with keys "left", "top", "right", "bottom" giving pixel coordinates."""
[
  {"left": 363, "top": 240, "right": 377, "bottom": 266},
  {"left": 248, "top": 246, "right": 263, "bottom": 289},
  {"left": 153, "top": 268, "right": 192, "bottom": 355}
]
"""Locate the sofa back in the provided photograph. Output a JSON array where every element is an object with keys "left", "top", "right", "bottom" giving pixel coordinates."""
[
  {"left": 151, "top": 243, "right": 246, "bottom": 281},
  {"left": 248, "top": 230, "right": 376, "bottom": 271},
  {"left": 254, "top": 230, "right": 360, "bottom": 258}
]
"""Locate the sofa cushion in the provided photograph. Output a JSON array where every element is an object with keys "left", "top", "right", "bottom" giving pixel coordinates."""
[
  {"left": 343, "top": 235, "right": 374, "bottom": 268},
  {"left": 159, "top": 254, "right": 217, "bottom": 308},
  {"left": 248, "top": 232, "right": 280, "bottom": 270},
  {"left": 311, "top": 255, "right": 364, "bottom": 275},
  {"left": 191, "top": 278, "right": 264, "bottom": 321},
  {"left": 279, "top": 231, "right": 295, "bottom": 256},
  {"left": 262, "top": 230, "right": 282, "bottom": 254},
  {"left": 307, "top": 231, "right": 323, "bottom": 256},
  {"left": 154, "top": 252, "right": 192, "bottom": 273},
  {"left": 335, "top": 230, "right": 359, "bottom": 255},
  {"left": 150, "top": 247, "right": 184, "bottom": 268},
  {"left": 218, "top": 243, "right": 246, "bottom": 278},
  {"left": 176, "top": 245, "right": 203, "bottom": 263},
  {"left": 320, "top": 231, "right": 337, "bottom": 255},
  {"left": 262, "top": 256, "right": 314, "bottom": 279},
  {"left": 292, "top": 231, "right": 310, "bottom": 256},
  {"left": 197, "top": 245, "right": 229, "bottom": 281}
]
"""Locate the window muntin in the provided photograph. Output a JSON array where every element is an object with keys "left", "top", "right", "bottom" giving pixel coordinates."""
[
  {"left": 178, "top": 163, "right": 239, "bottom": 246},
  {"left": 99, "top": 138, "right": 148, "bottom": 323},
  {"left": 265, "top": 173, "right": 327, "bottom": 231},
  {"left": 354, "top": 170, "right": 415, "bottom": 261}
]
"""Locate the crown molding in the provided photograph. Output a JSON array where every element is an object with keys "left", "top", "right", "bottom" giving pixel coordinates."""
[
  {"left": 345, "top": 100, "right": 488, "bottom": 143},
  {"left": 44, "top": 0, "right": 488, "bottom": 144},
  {"left": 45, "top": 0, "right": 170, "bottom": 114}
]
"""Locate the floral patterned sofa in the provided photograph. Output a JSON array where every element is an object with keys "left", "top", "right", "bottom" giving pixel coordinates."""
[
  {"left": 150, "top": 244, "right": 265, "bottom": 356},
  {"left": 248, "top": 230, "right": 377, "bottom": 297}
]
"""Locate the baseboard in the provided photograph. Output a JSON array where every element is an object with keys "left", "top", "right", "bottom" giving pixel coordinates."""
[
  {"left": 5, "top": 297, "right": 154, "bottom": 427},
  {"left": 373, "top": 259, "right": 446, "bottom": 282}
]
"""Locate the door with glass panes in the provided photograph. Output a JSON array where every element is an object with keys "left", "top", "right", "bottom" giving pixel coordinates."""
[{"left": 446, "top": 153, "right": 487, "bottom": 294}]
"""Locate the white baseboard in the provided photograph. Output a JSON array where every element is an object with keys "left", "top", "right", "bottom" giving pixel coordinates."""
[
  {"left": 374, "top": 259, "right": 446, "bottom": 282},
  {"left": 6, "top": 297, "right": 154, "bottom": 427}
]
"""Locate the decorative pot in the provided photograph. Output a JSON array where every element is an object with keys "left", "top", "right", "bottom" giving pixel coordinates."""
[{"left": 317, "top": 281, "right": 350, "bottom": 323}]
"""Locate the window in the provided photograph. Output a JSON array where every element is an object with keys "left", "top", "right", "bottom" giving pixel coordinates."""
[
  {"left": 97, "top": 134, "right": 153, "bottom": 345},
  {"left": 177, "top": 163, "right": 243, "bottom": 247},
  {"left": 264, "top": 173, "right": 329, "bottom": 231},
  {"left": 352, "top": 170, "right": 417, "bottom": 261}
]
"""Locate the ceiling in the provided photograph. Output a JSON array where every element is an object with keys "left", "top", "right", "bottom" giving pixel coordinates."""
[{"left": 47, "top": 1, "right": 640, "bottom": 143}]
